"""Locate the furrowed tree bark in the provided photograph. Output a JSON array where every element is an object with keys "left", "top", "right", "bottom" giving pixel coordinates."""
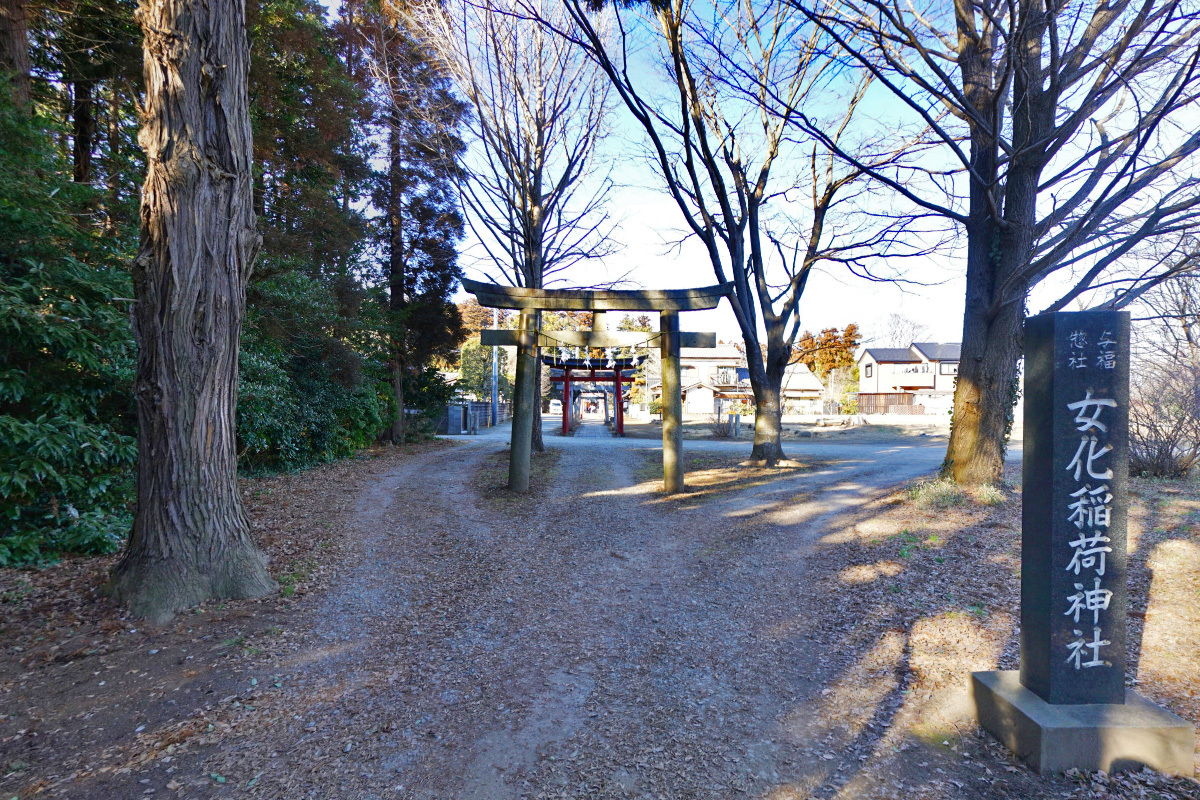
[
  {"left": 107, "top": 0, "right": 275, "bottom": 622},
  {"left": 0, "top": 0, "right": 30, "bottom": 109}
]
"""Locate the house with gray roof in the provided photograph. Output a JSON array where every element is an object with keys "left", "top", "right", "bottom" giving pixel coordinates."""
[
  {"left": 647, "top": 344, "right": 824, "bottom": 415},
  {"left": 856, "top": 342, "right": 961, "bottom": 413}
]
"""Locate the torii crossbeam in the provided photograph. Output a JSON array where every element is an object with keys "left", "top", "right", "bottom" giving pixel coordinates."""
[{"left": 464, "top": 279, "right": 731, "bottom": 494}]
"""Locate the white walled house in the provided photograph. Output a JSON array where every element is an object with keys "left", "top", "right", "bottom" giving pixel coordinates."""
[
  {"left": 856, "top": 343, "right": 961, "bottom": 413},
  {"left": 649, "top": 344, "right": 824, "bottom": 415}
]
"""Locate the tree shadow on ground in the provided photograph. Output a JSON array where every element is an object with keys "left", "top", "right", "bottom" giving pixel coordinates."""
[{"left": 625, "top": 462, "right": 1199, "bottom": 799}]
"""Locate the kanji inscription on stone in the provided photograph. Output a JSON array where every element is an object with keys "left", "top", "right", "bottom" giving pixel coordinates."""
[{"left": 1020, "top": 311, "right": 1130, "bottom": 705}]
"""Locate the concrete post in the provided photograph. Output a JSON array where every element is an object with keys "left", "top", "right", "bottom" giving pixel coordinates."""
[
  {"left": 660, "top": 310, "right": 684, "bottom": 493},
  {"left": 509, "top": 308, "right": 539, "bottom": 492}
]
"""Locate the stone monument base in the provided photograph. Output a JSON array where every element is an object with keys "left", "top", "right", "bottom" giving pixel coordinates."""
[{"left": 972, "top": 671, "right": 1195, "bottom": 776}]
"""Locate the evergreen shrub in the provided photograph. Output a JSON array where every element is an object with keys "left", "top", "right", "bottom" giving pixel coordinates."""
[{"left": 0, "top": 91, "right": 137, "bottom": 565}]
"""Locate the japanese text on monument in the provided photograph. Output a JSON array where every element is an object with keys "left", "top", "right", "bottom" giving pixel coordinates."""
[{"left": 1063, "top": 332, "right": 1118, "bottom": 670}]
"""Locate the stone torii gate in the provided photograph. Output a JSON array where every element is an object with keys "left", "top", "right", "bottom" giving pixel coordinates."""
[{"left": 465, "top": 279, "right": 729, "bottom": 494}]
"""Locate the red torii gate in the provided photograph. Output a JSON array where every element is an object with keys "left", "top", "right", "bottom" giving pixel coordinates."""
[{"left": 542, "top": 356, "right": 638, "bottom": 435}]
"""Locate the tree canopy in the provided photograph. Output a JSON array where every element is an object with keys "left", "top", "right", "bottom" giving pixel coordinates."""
[{"left": 0, "top": 0, "right": 471, "bottom": 574}]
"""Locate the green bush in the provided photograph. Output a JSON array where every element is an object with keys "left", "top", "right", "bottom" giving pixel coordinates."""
[
  {"left": 238, "top": 274, "right": 389, "bottom": 471},
  {"left": 0, "top": 91, "right": 138, "bottom": 565}
]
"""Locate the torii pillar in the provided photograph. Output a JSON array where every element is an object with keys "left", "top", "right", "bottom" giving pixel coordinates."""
[{"left": 660, "top": 310, "right": 684, "bottom": 493}]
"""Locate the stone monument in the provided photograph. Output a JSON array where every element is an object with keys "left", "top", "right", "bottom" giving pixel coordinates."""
[{"left": 972, "top": 310, "right": 1194, "bottom": 775}]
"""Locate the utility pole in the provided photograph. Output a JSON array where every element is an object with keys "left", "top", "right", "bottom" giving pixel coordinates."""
[{"left": 491, "top": 306, "right": 499, "bottom": 425}]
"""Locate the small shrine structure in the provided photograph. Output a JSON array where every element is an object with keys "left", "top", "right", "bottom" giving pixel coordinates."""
[{"left": 465, "top": 279, "right": 730, "bottom": 494}]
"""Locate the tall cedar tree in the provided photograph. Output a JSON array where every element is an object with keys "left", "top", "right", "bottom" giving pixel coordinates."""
[
  {"left": 27, "top": 0, "right": 143, "bottom": 235},
  {"left": 237, "top": 0, "right": 385, "bottom": 469},
  {"left": 28, "top": 0, "right": 140, "bottom": 184},
  {"left": 363, "top": 8, "right": 468, "bottom": 444},
  {"left": 249, "top": 0, "right": 372, "bottom": 276},
  {"left": 107, "top": 0, "right": 275, "bottom": 621},
  {"left": 0, "top": 0, "right": 30, "bottom": 108},
  {"left": 4, "top": 0, "right": 401, "bottom": 567}
]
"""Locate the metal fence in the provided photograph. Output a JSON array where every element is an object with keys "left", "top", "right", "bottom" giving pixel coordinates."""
[{"left": 437, "top": 401, "right": 512, "bottom": 434}]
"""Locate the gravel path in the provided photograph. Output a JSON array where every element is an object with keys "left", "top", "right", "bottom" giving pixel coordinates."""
[
  {"left": 199, "top": 427, "right": 954, "bottom": 799},
  {"left": 8, "top": 428, "right": 1195, "bottom": 800},
  {"left": 573, "top": 420, "right": 611, "bottom": 438}
]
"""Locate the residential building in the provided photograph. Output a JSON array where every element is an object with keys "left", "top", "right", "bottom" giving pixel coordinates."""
[
  {"left": 856, "top": 342, "right": 961, "bottom": 413},
  {"left": 649, "top": 344, "right": 825, "bottom": 415}
]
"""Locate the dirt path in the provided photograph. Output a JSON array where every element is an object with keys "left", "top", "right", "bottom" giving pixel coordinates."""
[
  {"left": 189, "top": 436, "right": 962, "bottom": 799},
  {"left": 6, "top": 435, "right": 1196, "bottom": 800}
]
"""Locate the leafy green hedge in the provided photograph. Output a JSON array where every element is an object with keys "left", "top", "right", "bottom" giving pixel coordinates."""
[
  {"left": 0, "top": 91, "right": 138, "bottom": 566},
  {"left": 0, "top": 98, "right": 374, "bottom": 565},
  {"left": 238, "top": 335, "right": 388, "bottom": 472}
]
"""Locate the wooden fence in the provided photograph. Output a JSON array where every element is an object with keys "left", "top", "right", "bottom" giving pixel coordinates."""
[{"left": 856, "top": 393, "right": 926, "bottom": 415}]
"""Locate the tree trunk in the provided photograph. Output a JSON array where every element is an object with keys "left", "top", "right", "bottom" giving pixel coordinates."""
[
  {"left": 385, "top": 111, "right": 407, "bottom": 445},
  {"left": 942, "top": 294, "right": 1024, "bottom": 485},
  {"left": 107, "top": 0, "right": 275, "bottom": 622},
  {"left": 748, "top": 368, "right": 786, "bottom": 465},
  {"left": 531, "top": 358, "right": 544, "bottom": 452},
  {"left": 942, "top": 178, "right": 1030, "bottom": 485},
  {"left": 389, "top": 359, "right": 406, "bottom": 444},
  {"left": 72, "top": 79, "right": 94, "bottom": 183},
  {"left": 103, "top": 80, "right": 121, "bottom": 232},
  {"left": 741, "top": 328, "right": 788, "bottom": 465},
  {"left": 942, "top": 29, "right": 1040, "bottom": 486},
  {"left": 0, "top": 0, "right": 30, "bottom": 110}
]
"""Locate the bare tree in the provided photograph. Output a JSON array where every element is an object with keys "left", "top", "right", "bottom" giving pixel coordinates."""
[
  {"left": 883, "top": 313, "right": 929, "bottom": 348},
  {"left": 539, "top": 0, "right": 931, "bottom": 464},
  {"left": 1127, "top": 265, "right": 1200, "bottom": 476},
  {"left": 107, "top": 0, "right": 275, "bottom": 621},
  {"left": 789, "top": 0, "right": 1200, "bottom": 483},
  {"left": 412, "top": 0, "right": 617, "bottom": 451}
]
